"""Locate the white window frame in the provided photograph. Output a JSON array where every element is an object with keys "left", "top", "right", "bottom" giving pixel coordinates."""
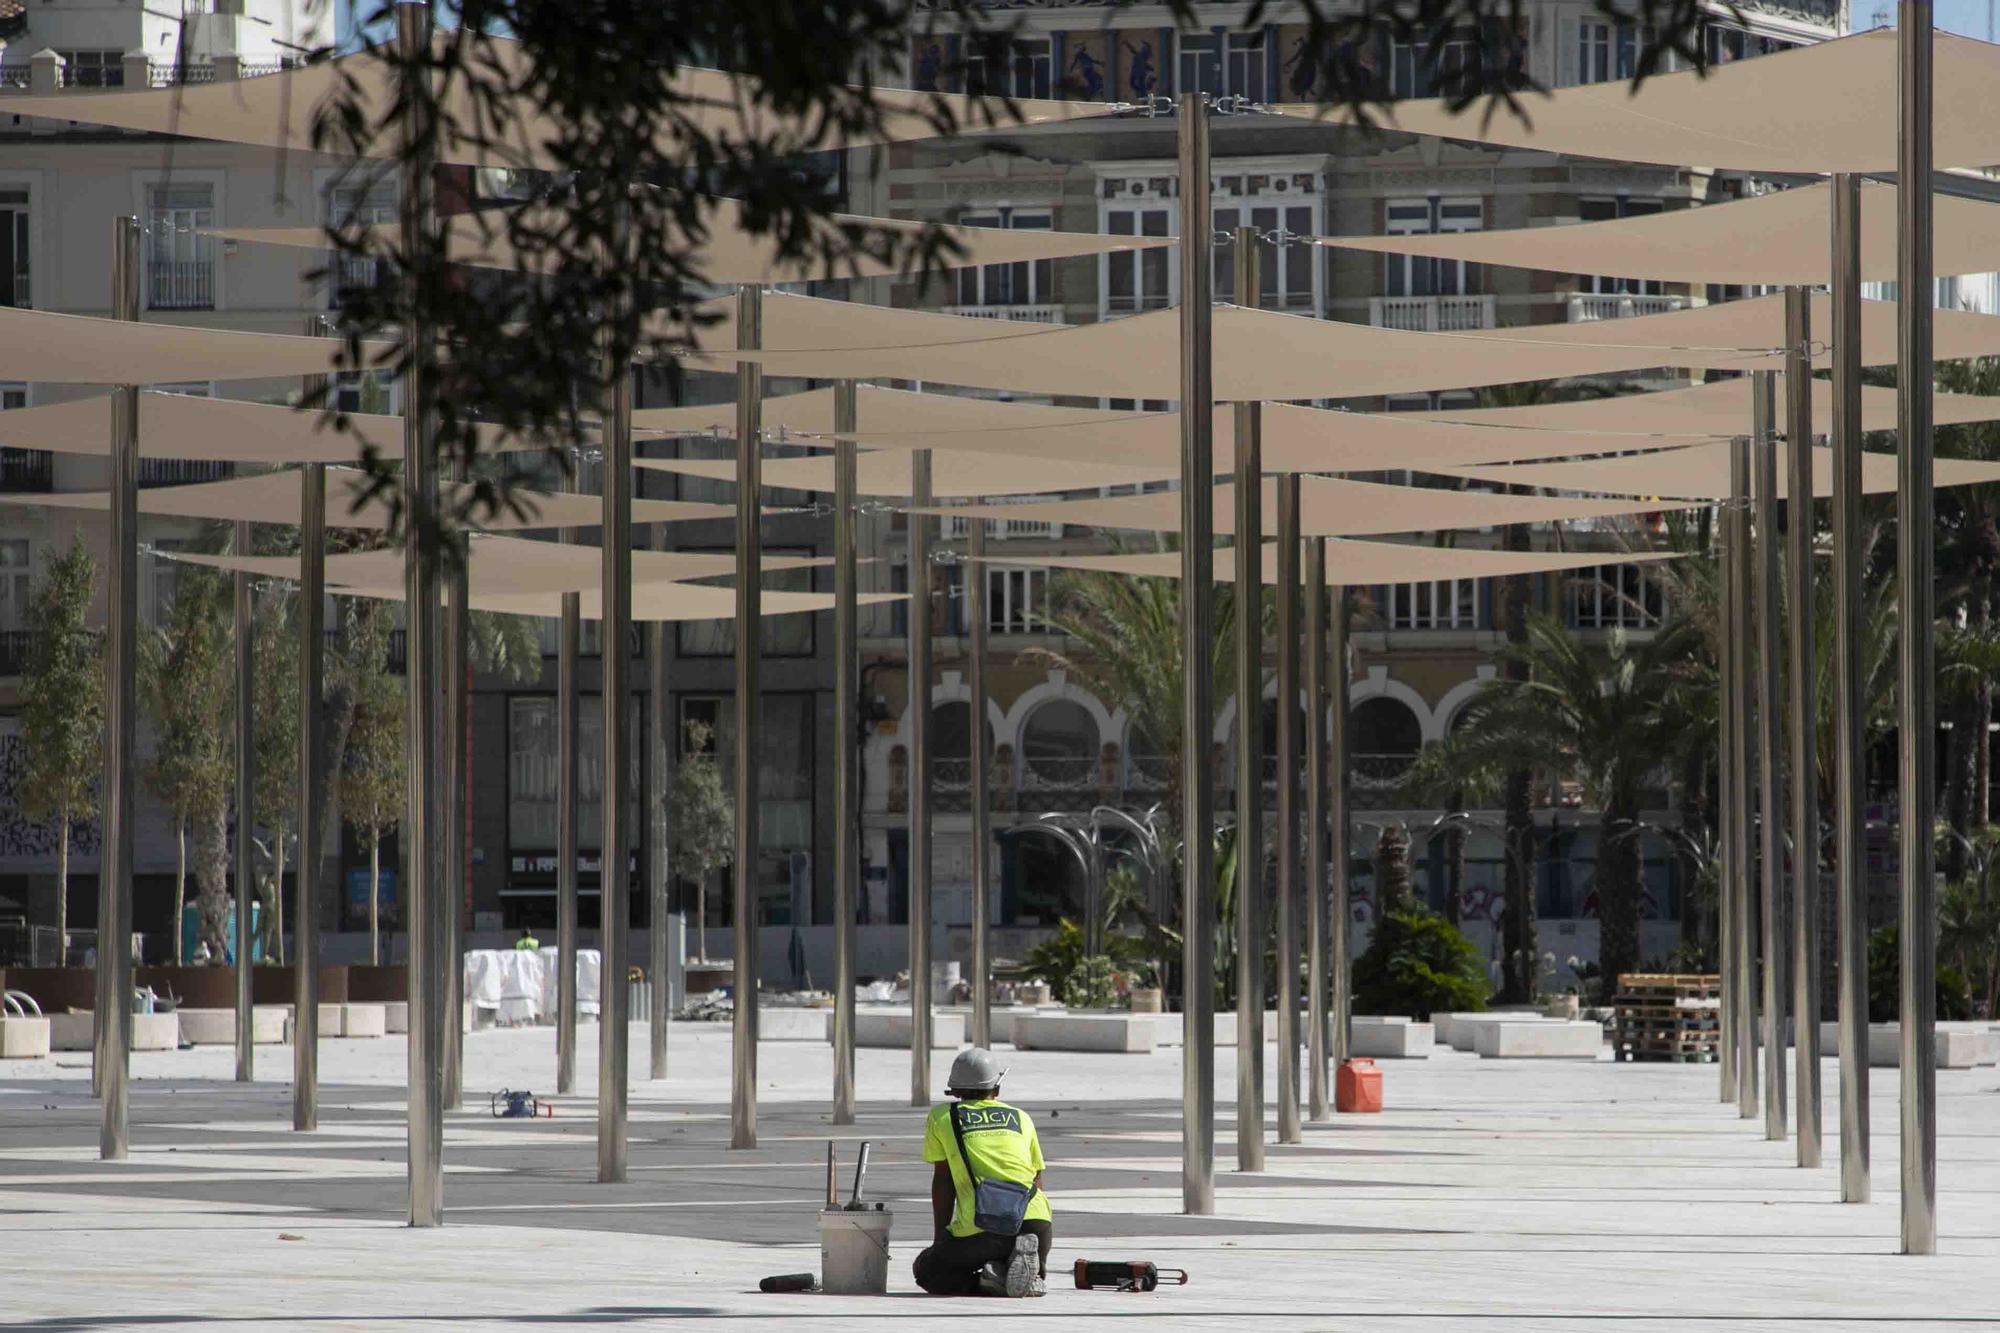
[
  {"left": 0, "top": 537, "right": 31, "bottom": 633},
  {"left": 988, "top": 565, "right": 1050, "bottom": 635},
  {"left": 965, "top": 36, "right": 1053, "bottom": 99},
  {"left": 1578, "top": 20, "right": 1636, "bottom": 85},
  {"left": 1382, "top": 197, "right": 1482, "bottom": 299},
  {"left": 324, "top": 176, "right": 399, "bottom": 310},
  {"left": 1390, "top": 33, "right": 1474, "bottom": 99},
  {"left": 1579, "top": 196, "right": 1666, "bottom": 296},
  {"left": 1102, "top": 203, "right": 1174, "bottom": 315},
  {"left": 1212, "top": 200, "right": 1319, "bottom": 311},
  {"left": 1568, "top": 564, "right": 1666, "bottom": 630},
  {"left": 138, "top": 173, "right": 224, "bottom": 312},
  {"left": 1381, "top": 578, "right": 1480, "bottom": 630},
  {"left": 1226, "top": 31, "right": 1268, "bottom": 102},
  {"left": 0, "top": 184, "right": 31, "bottom": 309},
  {"left": 954, "top": 208, "right": 1054, "bottom": 308}
]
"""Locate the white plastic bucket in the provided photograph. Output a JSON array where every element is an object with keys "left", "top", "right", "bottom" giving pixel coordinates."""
[{"left": 818, "top": 1208, "right": 894, "bottom": 1295}]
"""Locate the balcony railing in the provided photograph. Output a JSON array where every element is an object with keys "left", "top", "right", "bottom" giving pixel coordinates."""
[
  {"left": 147, "top": 260, "right": 214, "bottom": 311},
  {"left": 140, "top": 458, "right": 233, "bottom": 487},
  {"left": 1018, "top": 755, "right": 1106, "bottom": 811},
  {"left": 940, "top": 303, "right": 1064, "bottom": 325},
  {"left": 1369, "top": 294, "right": 1495, "bottom": 332},
  {"left": 940, "top": 514, "right": 1060, "bottom": 540},
  {"left": 0, "top": 629, "right": 33, "bottom": 677},
  {"left": 0, "top": 448, "right": 54, "bottom": 492},
  {"left": 1567, "top": 292, "right": 1688, "bottom": 322}
]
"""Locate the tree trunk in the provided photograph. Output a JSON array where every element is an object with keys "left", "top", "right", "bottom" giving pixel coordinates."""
[
  {"left": 1597, "top": 795, "right": 1644, "bottom": 989},
  {"left": 193, "top": 808, "right": 231, "bottom": 962},
  {"left": 1497, "top": 557, "right": 1537, "bottom": 1004},
  {"left": 369, "top": 832, "right": 381, "bottom": 967},
  {"left": 697, "top": 875, "right": 708, "bottom": 962},
  {"left": 274, "top": 828, "right": 289, "bottom": 967},
  {"left": 1374, "top": 824, "right": 1414, "bottom": 915},
  {"left": 56, "top": 815, "right": 69, "bottom": 963},
  {"left": 173, "top": 821, "right": 187, "bottom": 966}
]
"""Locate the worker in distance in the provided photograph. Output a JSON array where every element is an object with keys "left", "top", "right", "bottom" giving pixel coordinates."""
[{"left": 913, "top": 1047, "right": 1052, "bottom": 1297}]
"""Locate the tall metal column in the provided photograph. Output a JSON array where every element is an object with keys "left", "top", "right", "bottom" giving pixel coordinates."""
[
  {"left": 967, "top": 517, "right": 993, "bottom": 1049},
  {"left": 1783, "top": 287, "right": 1822, "bottom": 1169},
  {"left": 556, "top": 552, "right": 580, "bottom": 1095},
  {"left": 234, "top": 521, "right": 256, "bottom": 1086},
  {"left": 1231, "top": 224, "right": 1265, "bottom": 1174},
  {"left": 1718, "top": 490, "right": 1737, "bottom": 1106},
  {"left": 1177, "top": 92, "right": 1217, "bottom": 1214},
  {"left": 1305, "top": 539, "right": 1330, "bottom": 1122},
  {"left": 97, "top": 216, "right": 140, "bottom": 1158},
  {"left": 396, "top": 0, "right": 444, "bottom": 1229},
  {"left": 296, "top": 461, "right": 326, "bottom": 1130},
  {"left": 908, "top": 449, "right": 935, "bottom": 1105},
  {"left": 648, "top": 520, "right": 671, "bottom": 1083},
  {"left": 1328, "top": 582, "right": 1351, "bottom": 1071},
  {"left": 831, "top": 381, "right": 859, "bottom": 1124},
  {"left": 443, "top": 520, "right": 467, "bottom": 1112},
  {"left": 1730, "top": 434, "right": 1759, "bottom": 1121},
  {"left": 597, "top": 250, "right": 635, "bottom": 1185},
  {"left": 1896, "top": 0, "right": 1938, "bottom": 1255},
  {"left": 730, "top": 284, "right": 764, "bottom": 1150},
  {"left": 1273, "top": 476, "right": 1301, "bottom": 1146},
  {"left": 1830, "top": 171, "right": 1870, "bottom": 1203},
  {"left": 1754, "top": 369, "right": 1788, "bottom": 1143}
]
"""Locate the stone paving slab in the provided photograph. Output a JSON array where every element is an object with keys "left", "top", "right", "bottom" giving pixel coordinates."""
[{"left": 2, "top": 1020, "right": 1997, "bottom": 1330}]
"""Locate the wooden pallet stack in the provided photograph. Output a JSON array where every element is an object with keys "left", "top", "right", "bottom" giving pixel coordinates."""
[{"left": 1612, "top": 973, "right": 1721, "bottom": 1063}]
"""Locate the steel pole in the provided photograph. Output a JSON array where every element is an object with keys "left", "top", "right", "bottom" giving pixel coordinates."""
[
  {"left": 967, "top": 516, "right": 993, "bottom": 1049},
  {"left": 831, "top": 381, "right": 859, "bottom": 1123},
  {"left": 1784, "top": 287, "right": 1822, "bottom": 1169},
  {"left": 908, "top": 449, "right": 935, "bottom": 1105},
  {"left": 95, "top": 215, "right": 140, "bottom": 1159},
  {"left": 1329, "top": 583, "right": 1351, "bottom": 1071},
  {"left": 1718, "top": 484, "right": 1737, "bottom": 1105},
  {"left": 1830, "top": 171, "right": 1871, "bottom": 1203},
  {"left": 1231, "top": 224, "right": 1265, "bottom": 1174},
  {"left": 234, "top": 521, "right": 256, "bottom": 1086},
  {"left": 1305, "top": 538, "right": 1330, "bottom": 1121},
  {"left": 443, "top": 509, "right": 466, "bottom": 1112},
  {"left": 1731, "top": 433, "right": 1759, "bottom": 1120},
  {"left": 396, "top": 0, "right": 444, "bottom": 1229},
  {"left": 556, "top": 571, "right": 579, "bottom": 1094},
  {"left": 1897, "top": 0, "right": 1938, "bottom": 1255},
  {"left": 730, "top": 284, "right": 764, "bottom": 1149},
  {"left": 648, "top": 519, "right": 671, "bottom": 1082},
  {"left": 1274, "top": 475, "right": 1301, "bottom": 1146},
  {"left": 1754, "top": 369, "right": 1788, "bottom": 1143},
  {"left": 296, "top": 463, "right": 326, "bottom": 1131},
  {"left": 597, "top": 249, "right": 635, "bottom": 1185},
  {"left": 1177, "top": 92, "right": 1217, "bottom": 1214}
]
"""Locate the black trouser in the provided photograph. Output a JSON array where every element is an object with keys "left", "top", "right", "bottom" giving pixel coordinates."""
[{"left": 912, "top": 1220, "right": 1053, "bottom": 1296}]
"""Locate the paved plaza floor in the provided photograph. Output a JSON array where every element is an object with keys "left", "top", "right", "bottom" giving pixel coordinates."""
[{"left": 1, "top": 1020, "right": 1996, "bottom": 1330}]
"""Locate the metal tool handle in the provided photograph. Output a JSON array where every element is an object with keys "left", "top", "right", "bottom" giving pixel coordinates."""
[
  {"left": 825, "top": 1140, "right": 838, "bottom": 1209},
  {"left": 847, "top": 1140, "right": 872, "bottom": 1209}
]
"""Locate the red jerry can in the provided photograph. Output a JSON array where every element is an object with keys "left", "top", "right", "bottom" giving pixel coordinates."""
[{"left": 1335, "top": 1057, "right": 1383, "bottom": 1113}]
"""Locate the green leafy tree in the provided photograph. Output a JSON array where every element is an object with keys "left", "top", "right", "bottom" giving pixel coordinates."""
[
  {"left": 1868, "top": 924, "right": 1974, "bottom": 1023},
  {"left": 1353, "top": 907, "right": 1489, "bottom": 1020},
  {"left": 18, "top": 537, "right": 102, "bottom": 956},
  {"left": 139, "top": 563, "right": 233, "bottom": 963},
  {"left": 1404, "top": 612, "right": 1700, "bottom": 988},
  {"left": 336, "top": 607, "right": 403, "bottom": 966},
  {"left": 668, "top": 720, "right": 733, "bottom": 961}
]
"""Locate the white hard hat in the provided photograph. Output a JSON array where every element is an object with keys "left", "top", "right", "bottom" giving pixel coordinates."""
[{"left": 947, "top": 1046, "right": 1008, "bottom": 1094}]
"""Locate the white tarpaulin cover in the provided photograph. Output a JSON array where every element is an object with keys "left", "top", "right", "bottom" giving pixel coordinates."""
[
  {"left": 537, "top": 948, "right": 600, "bottom": 1019},
  {"left": 1272, "top": 29, "right": 2000, "bottom": 174},
  {"left": 0, "top": 467, "right": 731, "bottom": 530},
  {"left": 0, "top": 39, "right": 1110, "bottom": 167},
  {"left": 1431, "top": 444, "right": 2000, "bottom": 500},
  {"left": 1314, "top": 181, "right": 2000, "bottom": 285},
  {"left": 923, "top": 475, "right": 1685, "bottom": 537},
  {"left": 983, "top": 541, "right": 1679, "bottom": 586}
]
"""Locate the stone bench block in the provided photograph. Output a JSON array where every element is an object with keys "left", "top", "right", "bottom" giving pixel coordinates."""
[
  {"left": 1351, "top": 1017, "right": 1434, "bottom": 1058},
  {"left": 1012, "top": 1012, "right": 1157, "bottom": 1054},
  {"left": 384, "top": 1002, "right": 409, "bottom": 1034},
  {"left": 176, "top": 1008, "right": 286, "bottom": 1045},
  {"left": 47, "top": 1009, "right": 180, "bottom": 1051},
  {"left": 317, "top": 1003, "right": 346, "bottom": 1037},
  {"left": 0, "top": 1016, "right": 52, "bottom": 1059},
  {"left": 855, "top": 1008, "right": 964, "bottom": 1049},
  {"left": 759, "top": 1008, "right": 832, "bottom": 1042},
  {"left": 48, "top": 1012, "right": 94, "bottom": 1051},
  {"left": 1474, "top": 1019, "right": 1603, "bottom": 1059},
  {"left": 340, "top": 1004, "right": 388, "bottom": 1038}
]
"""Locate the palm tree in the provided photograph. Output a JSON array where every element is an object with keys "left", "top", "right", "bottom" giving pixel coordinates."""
[
  {"left": 1404, "top": 611, "right": 1700, "bottom": 987},
  {"left": 1934, "top": 357, "right": 2000, "bottom": 869}
]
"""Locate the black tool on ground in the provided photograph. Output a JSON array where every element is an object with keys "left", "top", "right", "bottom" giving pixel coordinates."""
[
  {"left": 1073, "top": 1260, "right": 1189, "bottom": 1293},
  {"left": 758, "top": 1273, "right": 817, "bottom": 1294},
  {"left": 844, "top": 1141, "right": 874, "bottom": 1210},
  {"left": 491, "top": 1089, "right": 550, "bottom": 1119}
]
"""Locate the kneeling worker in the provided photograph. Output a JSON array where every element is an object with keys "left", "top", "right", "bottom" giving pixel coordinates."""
[{"left": 914, "top": 1047, "right": 1052, "bottom": 1297}]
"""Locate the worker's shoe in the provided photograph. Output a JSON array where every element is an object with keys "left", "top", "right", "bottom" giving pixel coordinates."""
[{"left": 1002, "top": 1234, "right": 1045, "bottom": 1298}]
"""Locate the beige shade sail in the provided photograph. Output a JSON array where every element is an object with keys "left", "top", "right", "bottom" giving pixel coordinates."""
[
  {"left": 640, "top": 450, "right": 1169, "bottom": 498},
  {"left": 213, "top": 202, "right": 1171, "bottom": 283},
  {"left": 0, "top": 391, "right": 540, "bottom": 463},
  {"left": 174, "top": 534, "right": 832, "bottom": 595},
  {"left": 1426, "top": 373, "right": 2000, "bottom": 435},
  {"left": 632, "top": 383, "right": 1148, "bottom": 439},
  {"left": 693, "top": 294, "right": 2000, "bottom": 400},
  {"left": 0, "top": 467, "right": 733, "bottom": 529},
  {"left": 921, "top": 475, "right": 1688, "bottom": 538},
  {"left": 668, "top": 288, "right": 1062, "bottom": 358},
  {"left": 1316, "top": 181, "right": 2000, "bottom": 286},
  {"left": 983, "top": 541, "right": 1680, "bottom": 587},
  {"left": 0, "top": 305, "right": 390, "bottom": 386},
  {"left": 1431, "top": 444, "right": 2000, "bottom": 500},
  {"left": 1272, "top": 29, "right": 2000, "bottom": 174},
  {"left": 0, "top": 40, "right": 1108, "bottom": 169}
]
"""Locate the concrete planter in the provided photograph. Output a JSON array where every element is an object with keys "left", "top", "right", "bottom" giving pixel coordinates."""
[
  {"left": 177, "top": 1007, "right": 286, "bottom": 1045},
  {"left": 1351, "top": 1017, "right": 1435, "bottom": 1059},
  {"left": 759, "top": 1008, "right": 833, "bottom": 1042},
  {"left": 1128, "top": 988, "right": 1163, "bottom": 1014},
  {"left": 1816, "top": 1020, "right": 2000, "bottom": 1069},
  {"left": 1437, "top": 1012, "right": 1550, "bottom": 1051},
  {"left": 47, "top": 1010, "right": 179, "bottom": 1051},
  {"left": 1473, "top": 1019, "right": 1603, "bottom": 1059},
  {"left": 0, "top": 1016, "right": 52, "bottom": 1059},
  {"left": 383, "top": 1002, "right": 409, "bottom": 1034},
  {"left": 855, "top": 1008, "right": 964, "bottom": 1049},
  {"left": 1012, "top": 1011, "right": 1157, "bottom": 1053},
  {"left": 340, "top": 1003, "right": 388, "bottom": 1038}
]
